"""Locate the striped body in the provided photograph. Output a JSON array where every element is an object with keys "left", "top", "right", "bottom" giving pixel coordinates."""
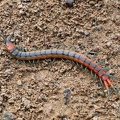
[{"left": 6, "top": 42, "right": 112, "bottom": 89}]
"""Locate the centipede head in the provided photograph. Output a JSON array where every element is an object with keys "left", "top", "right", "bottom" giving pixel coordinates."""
[
  {"left": 0, "top": 25, "right": 17, "bottom": 44},
  {"left": 0, "top": 26, "right": 17, "bottom": 51}
]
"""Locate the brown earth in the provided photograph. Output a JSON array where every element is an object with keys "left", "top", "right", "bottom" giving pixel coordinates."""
[{"left": 0, "top": 0, "right": 120, "bottom": 120}]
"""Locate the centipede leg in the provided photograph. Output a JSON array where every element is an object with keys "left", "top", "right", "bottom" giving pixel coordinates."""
[
  {"left": 104, "top": 81, "right": 110, "bottom": 97},
  {"left": 111, "top": 85, "right": 118, "bottom": 94},
  {"left": 80, "top": 64, "right": 83, "bottom": 69},
  {"left": 93, "top": 74, "right": 97, "bottom": 80},
  {"left": 107, "top": 87, "right": 110, "bottom": 98},
  {"left": 36, "top": 59, "right": 39, "bottom": 63},
  {"left": 32, "top": 60, "right": 34, "bottom": 64},
  {"left": 90, "top": 70, "right": 93, "bottom": 76},
  {"left": 56, "top": 45, "right": 61, "bottom": 49},
  {"left": 84, "top": 67, "right": 87, "bottom": 72},
  {"left": 107, "top": 74, "right": 116, "bottom": 78},
  {"left": 29, "top": 60, "right": 31, "bottom": 64},
  {"left": 99, "top": 78, "right": 104, "bottom": 88},
  {"left": 102, "top": 67, "right": 110, "bottom": 71},
  {"left": 16, "top": 59, "right": 19, "bottom": 64},
  {"left": 67, "top": 46, "right": 72, "bottom": 50}
]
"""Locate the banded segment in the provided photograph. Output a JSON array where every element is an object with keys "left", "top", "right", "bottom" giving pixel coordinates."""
[{"left": 10, "top": 48, "right": 19, "bottom": 56}]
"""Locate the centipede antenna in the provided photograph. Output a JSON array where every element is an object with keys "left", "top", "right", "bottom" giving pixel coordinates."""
[
  {"left": 111, "top": 85, "right": 118, "bottom": 94},
  {"left": 0, "top": 29, "right": 7, "bottom": 42},
  {"left": 8, "top": 25, "right": 18, "bottom": 42}
]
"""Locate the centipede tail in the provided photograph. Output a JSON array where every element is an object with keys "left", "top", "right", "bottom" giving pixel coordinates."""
[{"left": 1, "top": 27, "right": 118, "bottom": 97}]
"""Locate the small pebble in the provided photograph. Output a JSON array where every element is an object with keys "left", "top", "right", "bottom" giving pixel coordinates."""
[
  {"left": 2, "top": 111, "right": 14, "bottom": 120},
  {"left": 22, "top": 98, "right": 31, "bottom": 108},
  {"left": 106, "top": 42, "right": 112, "bottom": 47},
  {"left": 84, "top": 31, "right": 90, "bottom": 36},
  {"left": 65, "top": 0, "right": 74, "bottom": 7},
  {"left": 19, "top": 10, "right": 25, "bottom": 15},
  {"left": 8, "top": 98, "right": 14, "bottom": 104},
  {"left": 5, "top": 69, "right": 12, "bottom": 73},
  {"left": 17, "top": 80, "right": 22, "bottom": 86},
  {"left": 18, "top": 4, "right": 23, "bottom": 9}
]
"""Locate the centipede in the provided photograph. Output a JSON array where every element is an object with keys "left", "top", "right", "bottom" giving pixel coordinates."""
[{"left": 0, "top": 26, "right": 118, "bottom": 97}]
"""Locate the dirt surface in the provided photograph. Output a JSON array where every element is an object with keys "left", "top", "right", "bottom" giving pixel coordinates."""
[{"left": 0, "top": 0, "right": 120, "bottom": 120}]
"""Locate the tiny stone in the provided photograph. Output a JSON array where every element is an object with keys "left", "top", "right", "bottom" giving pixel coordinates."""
[
  {"left": 44, "top": 82, "right": 49, "bottom": 87},
  {"left": 19, "top": 10, "right": 25, "bottom": 15},
  {"left": 0, "top": 101, "right": 2, "bottom": 105},
  {"left": 2, "top": 111, "right": 14, "bottom": 120},
  {"left": 96, "top": 25, "right": 102, "bottom": 31},
  {"left": 84, "top": 31, "right": 90, "bottom": 36},
  {"left": 11, "top": 39, "right": 15, "bottom": 42},
  {"left": 18, "top": 4, "right": 23, "bottom": 9},
  {"left": 106, "top": 42, "right": 112, "bottom": 47},
  {"left": 5, "top": 69, "right": 12, "bottom": 73},
  {"left": 17, "top": 80, "right": 22, "bottom": 86},
  {"left": 108, "top": 69, "right": 114, "bottom": 74},
  {"left": 65, "top": 0, "right": 74, "bottom": 7},
  {"left": 8, "top": 98, "right": 14, "bottom": 104},
  {"left": 22, "top": 98, "right": 31, "bottom": 108},
  {"left": 15, "top": 39, "right": 19, "bottom": 43}
]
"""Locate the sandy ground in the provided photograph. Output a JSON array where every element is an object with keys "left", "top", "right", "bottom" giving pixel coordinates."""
[{"left": 0, "top": 0, "right": 120, "bottom": 120}]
